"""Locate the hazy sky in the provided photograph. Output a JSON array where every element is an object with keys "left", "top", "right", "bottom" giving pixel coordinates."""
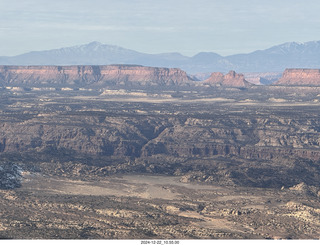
[{"left": 1, "top": 0, "right": 320, "bottom": 56}]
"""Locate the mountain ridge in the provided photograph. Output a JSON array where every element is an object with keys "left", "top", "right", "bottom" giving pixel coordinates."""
[{"left": 1, "top": 41, "right": 320, "bottom": 73}]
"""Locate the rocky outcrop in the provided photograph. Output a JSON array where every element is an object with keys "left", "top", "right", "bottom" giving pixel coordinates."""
[
  {"left": 0, "top": 163, "right": 22, "bottom": 189},
  {"left": 275, "top": 69, "right": 320, "bottom": 86},
  {"left": 203, "top": 71, "right": 251, "bottom": 87},
  {"left": 0, "top": 65, "right": 194, "bottom": 88}
]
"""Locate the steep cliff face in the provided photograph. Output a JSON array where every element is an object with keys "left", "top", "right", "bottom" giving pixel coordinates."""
[
  {"left": 203, "top": 71, "right": 251, "bottom": 87},
  {"left": 276, "top": 69, "right": 320, "bottom": 86},
  {"left": 98, "top": 65, "right": 193, "bottom": 86},
  {"left": 0, "top": 65, "right": 194, "bottom": 87}
]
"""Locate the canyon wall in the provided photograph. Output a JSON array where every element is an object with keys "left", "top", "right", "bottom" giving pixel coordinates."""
[
  {"left": 1, "top": 108, "right": 320, "bottom": 162},
  {"left": 1, "top": 104, "right": 320, "bottom": 188}
]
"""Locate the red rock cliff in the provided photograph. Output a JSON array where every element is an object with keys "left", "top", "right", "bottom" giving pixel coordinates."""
[
  {"left": 203, "top": 70, "right": 251, "bottom": 87},
  {"left": 0, "top": 65, "right": 194, "bottom": 87},
  {"left": 275, "top": 69, "right": 320, "bottom": 86}
]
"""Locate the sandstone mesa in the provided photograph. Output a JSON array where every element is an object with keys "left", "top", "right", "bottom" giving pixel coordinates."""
[
  {"left": 276, "top": 69, "right": 320, "bottom": 86},
  {"left": 0, "top": 65, "right": 252, "bottom": 88}
]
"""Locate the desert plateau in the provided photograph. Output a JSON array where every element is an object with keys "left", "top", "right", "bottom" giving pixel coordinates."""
[{"left": 0, "top": 65, "right": 320, "bottom": 239}]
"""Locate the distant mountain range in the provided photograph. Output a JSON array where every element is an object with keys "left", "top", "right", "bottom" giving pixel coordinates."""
[{"left": 1, "top": 41, "right": 320, "bottom": 73}]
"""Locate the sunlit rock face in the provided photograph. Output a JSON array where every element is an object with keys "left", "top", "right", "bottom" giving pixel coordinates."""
[
  {"left": 203, "top": 70, "right": 251, "bottom": 87},
  {"left": 0, "top": 65, "right": 194, "bottom": 88},
  {"left": 276, "top": 69, "right": 320, "bottom": 86}
]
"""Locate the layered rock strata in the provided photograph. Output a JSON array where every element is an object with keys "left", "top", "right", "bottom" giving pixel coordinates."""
[
  {"left": 1, "top": 94, "right": 320, "bottom": 188},
  {"left": 0, "top": 65, "right": 194, "bottom": 88},
  {"left": 203, "top": 70, "right": 251, "bottom": 87},
  {"left": 276, "top": 69, "right": 320, "bottom": 86},
  {"left": 0, "top": 65, "right": 256, "bottom": 88},
  {"left": 1, "top": 104, "right": 320, "bottom": 188}
]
